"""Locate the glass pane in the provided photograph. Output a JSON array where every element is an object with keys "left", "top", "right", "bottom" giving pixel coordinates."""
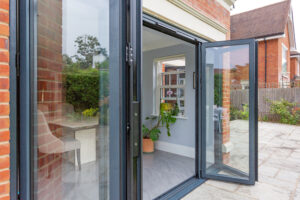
[
  {"left": 205, "top": 45, "right": 250, "bottom": 180},
  {"left": 142, "top": 26, "right": 195, "bottom": 200},
  {"left": 33, "top": 0, "right": 110, "bottom": 199}
]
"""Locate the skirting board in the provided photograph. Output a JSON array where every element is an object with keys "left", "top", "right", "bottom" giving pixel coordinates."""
[{"left": 155, "top": 141, "right": 195, "bottom": 159}]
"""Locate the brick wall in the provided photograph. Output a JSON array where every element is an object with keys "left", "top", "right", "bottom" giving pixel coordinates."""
[
  {"left": 257, "top": 25, "right": 292, "bottom": 88},
  {"left": 290, "top": 57, "right": 298, "bottom": 80},
  {"left": 181, "top": 0, "right": 231, "bottom": 39},
  {"left": 0, "top": 0, "right": 10, "bottom": 199},
  {"left": 182, "top": 0, "right": 230, "bottom": 29}
]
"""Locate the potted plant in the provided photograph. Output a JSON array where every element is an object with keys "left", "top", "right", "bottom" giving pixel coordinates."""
[{"left": 142, "top": 103, "right": 179, "bottom": 153}]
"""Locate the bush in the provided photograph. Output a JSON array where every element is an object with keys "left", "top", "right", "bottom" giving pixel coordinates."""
[
  {"left": 230, "top": 104, "right": 249, "bottom": 121},
  {"left": 214, "top": 74, "right": 223, "bottom": 107},
  {"left": 63, "top": 68, "right": 109, "bottom": 112},
  {"left": 267, "top": 99, "right": 300, "bottom": 125}
]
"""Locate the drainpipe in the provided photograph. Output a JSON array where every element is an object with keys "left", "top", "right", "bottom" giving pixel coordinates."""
[{"left": 264, "top": 39, "right": 267, "bottom": 88}]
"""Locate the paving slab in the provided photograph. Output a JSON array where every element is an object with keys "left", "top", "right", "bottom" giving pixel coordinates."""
[{"left": 184, "top": 122, "right": 300, "bottom": 200}]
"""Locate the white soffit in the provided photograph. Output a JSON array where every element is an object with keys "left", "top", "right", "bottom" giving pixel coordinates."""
[
  {"left": 143, "top": 0, "right": 227, "bottom": 42},
  {"left": 143, "top": 26, "right": 184, "bottom": 51}
]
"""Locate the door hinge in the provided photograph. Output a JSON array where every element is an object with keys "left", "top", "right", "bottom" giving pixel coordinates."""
[
  {"left": 126, "top": 44, "right": 133, "bottom": 67},
  {"left": 16, "top": 52, "right": 20, "bottom": 77}
]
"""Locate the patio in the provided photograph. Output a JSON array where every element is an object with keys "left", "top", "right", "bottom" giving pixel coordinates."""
[{"left": 184, "top": 122, "right": 300, "bottom": 200}]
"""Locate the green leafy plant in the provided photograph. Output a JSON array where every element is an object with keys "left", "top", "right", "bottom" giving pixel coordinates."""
[
  {"left": 82, "top": 108, "right": 99, "bottom": 117},
  {"left": 240, "top": 104, "right": 249, "bottom": 120},
  {"left": 230, "top": 106, "right": 240, "bottom": 121},
  {"left": 230, "top": 104, "right": 249, "bottom": 120},
  {"left": 267, "top": 99, "right": 300, "bottom": 125},
  {"left": 214, "top": 74, "right": 223, "bottom": 107},
  {"left": 142, "top": 103, "right": 178, "bottom": 141}
]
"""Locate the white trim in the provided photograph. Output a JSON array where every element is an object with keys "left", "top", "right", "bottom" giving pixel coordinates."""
[
  {"left": 256, "top": 34, "right": 285, "bottom": 42},
  {"left": 155, "top": 141, "right": 195, "bottom": 158},
  {"left": 167, "top": 0, "right": 228, "bottom": 33},
  {"left": 143, "top": 0, "right": 227, "bottom": 41}
]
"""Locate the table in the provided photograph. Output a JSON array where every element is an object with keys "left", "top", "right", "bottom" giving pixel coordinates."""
[{"left": 49, "top": 119, "right": 99, "bottom": 165}]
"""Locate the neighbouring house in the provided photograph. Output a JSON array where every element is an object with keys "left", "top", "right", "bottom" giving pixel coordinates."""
[
  {"left": 1, "top": 0, "right": 261, "bottom": 200},
  {"left": 290, "top": 50, "right": 300, "bottom": 86},
  {"left": 231, "top": 0, "right": 299, "bottom": 88}
]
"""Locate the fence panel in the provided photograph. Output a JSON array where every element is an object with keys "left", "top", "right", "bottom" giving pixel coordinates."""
[{"left": 230, "top": 88, "right": 300, "bottom": 118}]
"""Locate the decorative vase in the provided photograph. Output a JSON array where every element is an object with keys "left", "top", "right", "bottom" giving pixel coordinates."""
[{"left": 142, "top": 138, "right": 154, "bottom": 153}]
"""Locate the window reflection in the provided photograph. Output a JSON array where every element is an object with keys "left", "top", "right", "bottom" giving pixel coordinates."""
[{"left": 34, "top": 0, "right": 109, "bottom": 199}]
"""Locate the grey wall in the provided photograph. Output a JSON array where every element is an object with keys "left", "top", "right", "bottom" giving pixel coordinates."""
[{"left": 142, "top": 44, "right": 196, "bottom": 148}]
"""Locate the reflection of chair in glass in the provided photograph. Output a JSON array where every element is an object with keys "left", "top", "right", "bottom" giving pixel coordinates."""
[{"left": 37, "top": 110, "right": 81, "bottom": 172}]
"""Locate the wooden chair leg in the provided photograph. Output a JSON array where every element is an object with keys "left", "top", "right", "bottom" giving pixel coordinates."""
[{"left": 76, "top": 148, "right": 81, "bottom": 170}]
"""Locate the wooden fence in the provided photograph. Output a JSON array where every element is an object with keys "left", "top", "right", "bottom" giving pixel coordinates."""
[{"left": 230, "top": 88, "right": 300, "bottom": 118}]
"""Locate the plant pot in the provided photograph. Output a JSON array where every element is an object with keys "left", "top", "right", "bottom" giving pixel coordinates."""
[{"left": 142, "top": 138, "right": 154, "bottom": 153}]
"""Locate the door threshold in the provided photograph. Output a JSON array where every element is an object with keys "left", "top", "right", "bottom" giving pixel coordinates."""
[{"left": 155, "top": 177, "right": 207, "bottom": 200}]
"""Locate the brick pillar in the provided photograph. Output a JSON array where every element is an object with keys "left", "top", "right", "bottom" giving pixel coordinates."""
[
  {"left": 0, "top": 0, "right": 10, "bottom": 199},
  {"left": 222, "top": 53, "right": 231, "bottom": 164}
]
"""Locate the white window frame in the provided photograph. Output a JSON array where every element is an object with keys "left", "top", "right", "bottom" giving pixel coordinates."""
[
  {"left": 282, "top": 44, "right": 288, "bottom": 75},
  {"left": 153, "top": 56, "right": 186, "bottom": 117}
]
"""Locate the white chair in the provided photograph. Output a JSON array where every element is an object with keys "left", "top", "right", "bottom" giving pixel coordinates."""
[{"left": 37, "top": 109, "right": 82, "bottom": 171}]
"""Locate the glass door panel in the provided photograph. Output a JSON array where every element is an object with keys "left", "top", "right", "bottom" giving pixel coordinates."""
[
  {"left": 32, "top": 0, "right": 110, "bottom": 199},
  {"left": 201, "top": 40, "right": 257, "bottom": 184}
]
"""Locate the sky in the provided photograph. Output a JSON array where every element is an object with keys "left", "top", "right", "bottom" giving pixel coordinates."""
[
  {"left": 231, "top": 0, "right": 300, "bottom": 50},
  {"left": 62, "top": 0, "right": 109, "bottom": 57}
]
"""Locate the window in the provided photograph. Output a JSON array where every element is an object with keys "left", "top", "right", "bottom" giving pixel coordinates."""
[
  {"left": 282, "top": 44, "right": 288, "bottom": 74},
  {"left": 297, "top": 61, "right": 300, "bottom": 76},
  {"left": 154, "top": 57, "right": 186, "bottom": 116}
]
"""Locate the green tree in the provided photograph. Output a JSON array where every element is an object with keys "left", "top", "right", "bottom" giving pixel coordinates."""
[{"left": 73, "top": 35, "right": 107, "bottom": 69}]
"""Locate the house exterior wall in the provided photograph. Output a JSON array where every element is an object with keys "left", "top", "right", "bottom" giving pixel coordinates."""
[
  {"left": 278, "top": 25, "right": 291, "bottom": 87},
  {"left": 257, "top": 25, "right": 292, "bottom": 88},
  {"left": 143, "top": 0, "right": 232, "bottom": 41},
  {"left": 257, "top": 39, "right": 280, "bottom": 88},
  {"left": 0, "top": 0, "right": 10, "bottom": 199},
  {"left": 290, "top": 57, "right": 298, "bottom": 79}
]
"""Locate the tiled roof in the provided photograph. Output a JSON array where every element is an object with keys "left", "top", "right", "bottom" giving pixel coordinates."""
[{"left": 231, "top": 0, "right": 291, "bottom": 40}]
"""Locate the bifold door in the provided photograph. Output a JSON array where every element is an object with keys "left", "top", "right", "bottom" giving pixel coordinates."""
[{"left": 201, "top": 39, "right": 257, "bottom": 185}]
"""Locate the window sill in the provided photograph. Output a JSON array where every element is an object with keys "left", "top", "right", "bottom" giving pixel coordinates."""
[{"left": 151, "top": 114, "right": 188, "bottom": 120}]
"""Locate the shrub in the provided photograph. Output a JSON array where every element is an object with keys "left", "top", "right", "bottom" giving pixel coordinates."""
[
  {"left": 63, "top": 68, "right": 109, "bottom": 112},
  {"left": 230, "top": 104, "right": 249, "bottom": 121},
  {"left": 267, "top": 99, "right": 300, "bottom": 125},
  {"left": 214, "top": 74, "right": 223, "bottom": 107}
]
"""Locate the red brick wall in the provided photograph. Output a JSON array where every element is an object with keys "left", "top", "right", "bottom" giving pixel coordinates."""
[
  {"left": 290, "top": 57, "right": 298, "bottom": 80},
  {"left": 257, "top": 25, "right": 292, "bottom": 88},
  {"left": 182, "top": 0, "right": 230, "bottom": 38},
  {"left": 0, "top": 0, "right": 10, "bottom": 199}
]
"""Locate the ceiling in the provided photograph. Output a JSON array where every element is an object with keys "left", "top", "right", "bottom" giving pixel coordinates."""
[{"left": 143, "top": 26, "right": 184, "bottom": 51}]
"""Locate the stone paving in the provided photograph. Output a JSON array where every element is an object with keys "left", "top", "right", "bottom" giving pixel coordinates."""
[{"left": 184, "top": 122, "right": 300, "bottom": 200}]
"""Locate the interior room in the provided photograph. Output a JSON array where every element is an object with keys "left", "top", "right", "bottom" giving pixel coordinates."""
[{"left": 142, "top": 26, "right": 196, "bottom": 200}]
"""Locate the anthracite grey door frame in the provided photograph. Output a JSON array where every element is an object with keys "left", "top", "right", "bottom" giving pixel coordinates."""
[
  {"left": 19, "top": 0, "right": 128, "bottom": 199},
  {"left": 201, "top": 39, "right": 258, "bottom": 185}
]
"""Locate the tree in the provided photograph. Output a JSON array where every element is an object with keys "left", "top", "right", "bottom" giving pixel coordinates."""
[{"left": 73, "top": 35, "right": 107, "bottom": 69}]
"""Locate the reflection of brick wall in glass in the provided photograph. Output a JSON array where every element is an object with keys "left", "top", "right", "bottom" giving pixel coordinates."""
[{"left": 36, "top": 0, "right": 64, "bottom": 199}]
